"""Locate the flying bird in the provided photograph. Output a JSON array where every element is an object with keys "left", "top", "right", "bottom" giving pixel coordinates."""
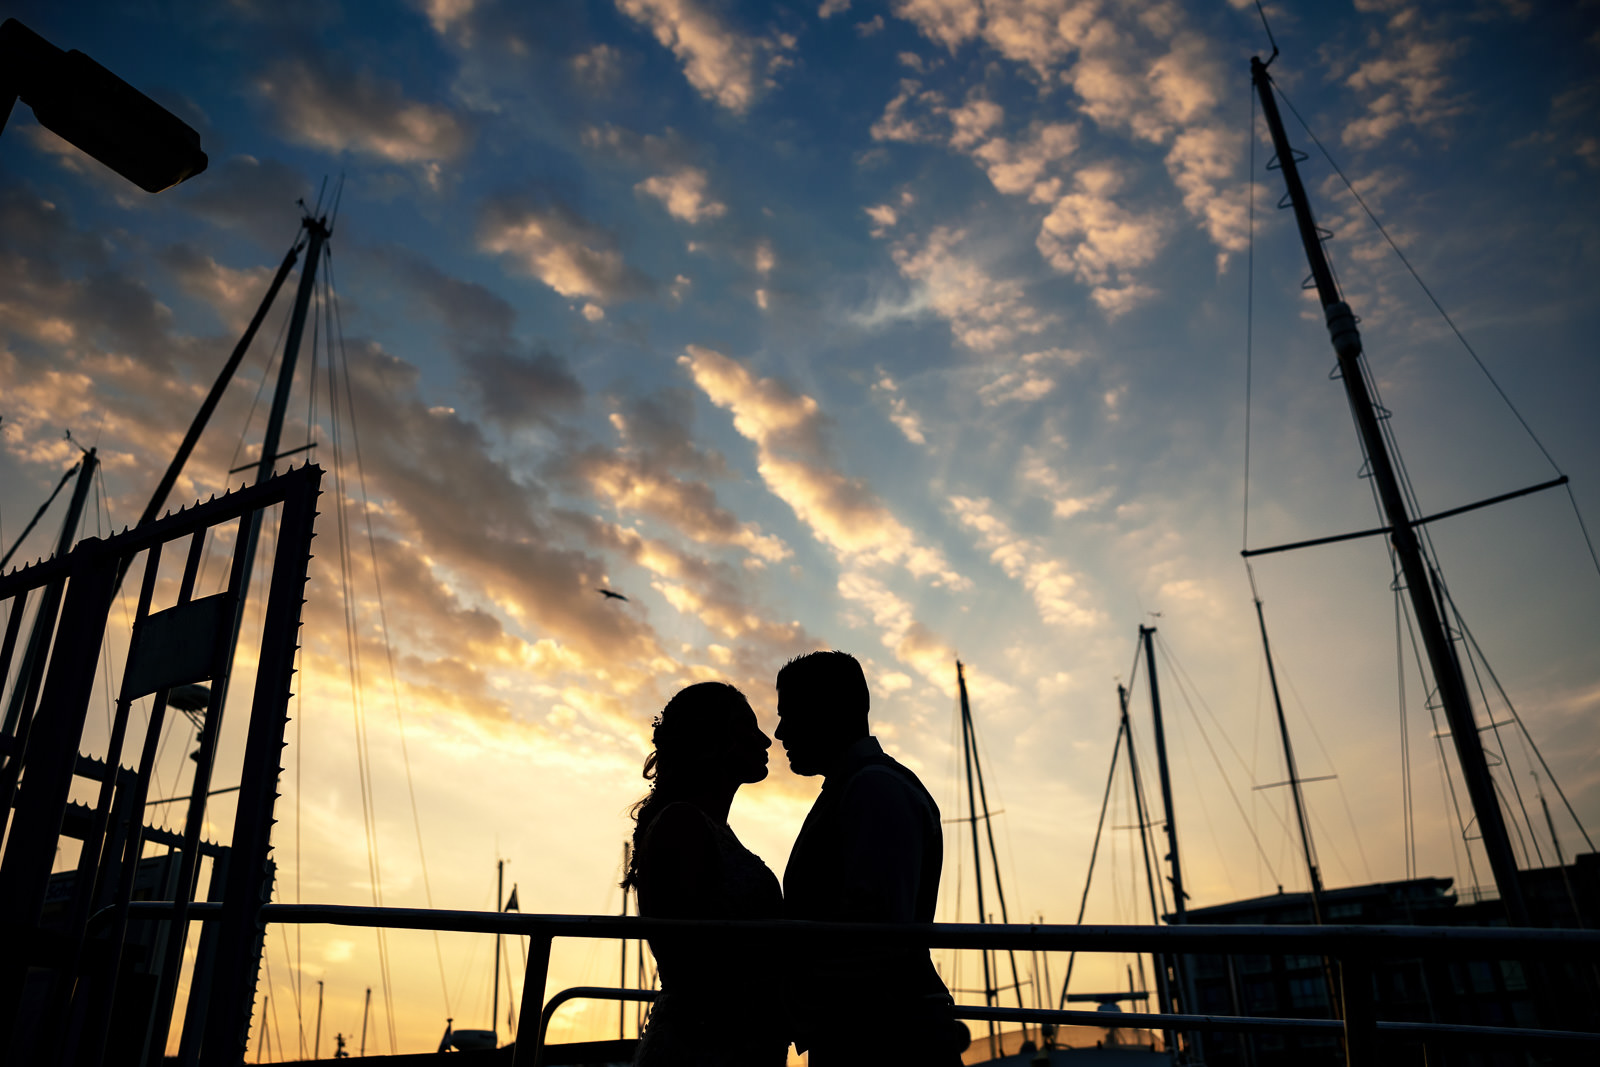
[{"left": 596, "top": 588, "right": 628, "bottom": 602}]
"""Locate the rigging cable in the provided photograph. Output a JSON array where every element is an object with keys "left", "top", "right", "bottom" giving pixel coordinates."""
[
  {"left": 325, "top": 246, "right": 455, "bottom": 1021},
  {"left": 1156, "top": 630, "right": 1301, "bottom": 858},
  {"left": 1395, "top": 591, "right": 1416, "bottom": 880},
  {"left": 320, "top": 248, "right": 399, "bottom": 1052},
  {"left": 1400, "top": 589, "right": 1482, "bottom": 895},
  {"left": 1273, "top": 83, "right": 1600, "bottom": 583},
  {"left": 0, "top": 458, "right": 79, "bottom": 571},
  {"left": 1269, "top": 634, "right": 1374, "bottom": 882},
  {"left": 1450, "top": 594, "right": 1545, "bottom": 866},
  {"left": 1153, "top": 638, "right": 1284, "bottom": 884},
  {"left": 1242, "top": 83, "right": 1257, "bottom": 552},
  {"left": 1440, "top": 584, "right": 1595, "bottom": 853}
]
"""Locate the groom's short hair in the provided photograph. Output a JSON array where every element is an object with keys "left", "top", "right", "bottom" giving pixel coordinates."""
[{"left": 777, "top": 650, "right": 870, "bottom": 727}]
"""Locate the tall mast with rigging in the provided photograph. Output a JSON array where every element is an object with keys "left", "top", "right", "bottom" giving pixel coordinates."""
[
  {"left": 1250, "top": 56, "right": 1530, "bottom": 927},
  {"left": 954, "top": 660, "right": 1030, "bottom": 1057},
  {"left": 1138, "top": 626, "right": 1200, "bottom": 1062}
]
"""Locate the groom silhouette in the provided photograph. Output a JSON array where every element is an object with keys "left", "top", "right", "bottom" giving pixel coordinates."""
[{"left": 776, "top": 651, "right": 962, "bottom": 1065}]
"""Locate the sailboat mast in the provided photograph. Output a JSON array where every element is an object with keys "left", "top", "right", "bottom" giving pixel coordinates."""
[
  {"left": 1250, "top": 56, "right": 1530, "bottom": 926},
  {"left": 493, "top": 858, "right": 503, "bottom": 1042},
  {"left": 963, "top": 671, "right": 1028, "bottom": 1016},
  {"left": 1140, "top": 626, "right": 1201, "bottom": 1062},
  {"left": 1120, "top": 683, "right": 1176, "bottom": 1050},
  {"left": 256, "top": 214, "right": 328, "bottom": 486},
  {"left": 0, "top": 449, "right": 97, "bottom": 746},
  {"left": 1139, "top": 626, "right": 1186, "bottom": 920},
  {"left": 1252, "top": 594, "right": 1324, "bottom": 917},
  {"left": 954, "top": 660, "right": 997, "bottom": 1055}
]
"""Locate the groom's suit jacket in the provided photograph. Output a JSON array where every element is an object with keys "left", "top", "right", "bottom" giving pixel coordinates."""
[{"left": 782, "top": 736, "right": 950, "bottom": 1042}]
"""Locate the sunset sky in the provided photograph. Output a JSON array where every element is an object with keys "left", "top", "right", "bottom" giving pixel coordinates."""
[{"left": 2, "top": 0, "right": 1597, "bottom": 1058}]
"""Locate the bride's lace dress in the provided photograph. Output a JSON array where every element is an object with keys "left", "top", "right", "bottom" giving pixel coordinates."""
[{"left": 632, "top": 803, "right": 787, "bottom": 1066}]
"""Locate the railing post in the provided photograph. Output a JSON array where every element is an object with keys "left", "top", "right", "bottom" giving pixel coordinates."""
[
  {"left": 1338, "top": 954, "right": 1377, "bottom": 1066},
  {"left": 512, "top": 934, "right": 552, "bottom": 1067}
]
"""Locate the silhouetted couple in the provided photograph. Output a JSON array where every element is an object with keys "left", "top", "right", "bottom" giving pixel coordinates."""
[{"left": 623, "top": 651, "right": 963, "bottom": 1066}]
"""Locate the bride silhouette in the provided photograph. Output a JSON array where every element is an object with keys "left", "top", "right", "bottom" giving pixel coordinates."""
[{"left": 623, "top": 682, "right": 788, "bottom": 1066}]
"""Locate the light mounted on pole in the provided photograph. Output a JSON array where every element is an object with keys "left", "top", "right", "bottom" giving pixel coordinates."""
[{"left": 0, "top": 18, "right": 207, "bottom": 192}]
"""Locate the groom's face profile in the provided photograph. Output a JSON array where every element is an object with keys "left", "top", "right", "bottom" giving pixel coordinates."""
[{"left": 774, "top": 687, "right": 833, "bottom": 777}]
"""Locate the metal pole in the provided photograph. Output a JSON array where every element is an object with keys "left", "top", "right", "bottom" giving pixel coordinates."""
[
  {"left": 510, "top": 936, "right": 552, "bottom": 1067},
  {"left": 361, "top": 988, "right": 371, "bottom": 1057},
  {"left": 1141, "top": 626, "right": 1203, "bottom": 1063},
  {"left": 967, "top": 683, "right": 1029, "bottom": 1014},
  {"left": 115, "top": 234, "right": 302, "bottom": 590},
  {"left": 146, "top": 515, "right": 255, "bottom": 1066},
  {"left": 1250, "top": 55, "right": 1529, "bottom": 927},
  {"left": 0, "top": 449, "right": 97, "bottom": 749},
  {"left": 1140, "top": 627, "right": 1186, "bottom": 920},
  {"left": 257, "top": 217, "right": 327, "bottom": 487},
  {"left": 956, "top": 660, "right": 998, "bottom": 1057},
  {"left": 195, "top": 465, "right": 322, "bottom": 1062},
  {"left": 1122, "top": 683, "right": 1176, "bottom": 1053},
  {"left": 314, "top": 980, "right": 323, "bottom": 1060},
  {"left": 1253, "top": 595, "right": 1324, "bottom": 913},
  {"left": 0, "top": 457, "right": 78, "bottom": 571},
  {"left": 619, "top": 845, "right": 628, "bottom": 1041},
  {"left": 494, "top": 859, "right": 503, "bottom": 1042},
  {"left": 0, "top": 538, "right": 118, "bottom": 1051},
  {"left": 1253, "top": 591, "right": 1344, "bottom": 1018}
]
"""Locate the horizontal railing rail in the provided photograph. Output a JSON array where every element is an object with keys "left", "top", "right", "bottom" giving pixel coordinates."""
[
  {"left": 540, "top": 985, "right": 1600, "bottom": 1060},
  {"left": 119, "top": 902, "right": 1600, "bottom": 1066}
]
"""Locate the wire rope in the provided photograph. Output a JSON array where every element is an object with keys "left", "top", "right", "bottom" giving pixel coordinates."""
[
  {"left": 1243, "top": 84, "right": 1257, "bottom": 550},
  {"left": 1058, "top": 716, "right": 1123, "bottom": 1007},
  {"left": 1451, "top": 599, "right": 1544, "bottom": 866},
  {"left": 1399, "top": 588, "right": 1480, "bottom": 893},
  {"left": 1395, "top": 592, "right": 1416, "bottom": 881},
  {"left": 1280, "top": 84, "right": 1600, "bottom": 583},
  {"left": 1155, "top": 641, "right": 1284, "bottom": 883},
  {"left": 1271, "top": 645, "right": 1373, "bottom": 882},
  {"left": 1443, "top": 587, "right": 1595, "bottom": 853},
  {"left": 325, "top": 248, "right": 454, "bottom": 1020},
  {"left": 318, "top": 253, "right": 398, "bottom": 1053}
]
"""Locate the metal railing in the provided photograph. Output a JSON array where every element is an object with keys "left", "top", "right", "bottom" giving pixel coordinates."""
[{"left": 124, "top": 902, "right": 1600, "bottom": 1066}]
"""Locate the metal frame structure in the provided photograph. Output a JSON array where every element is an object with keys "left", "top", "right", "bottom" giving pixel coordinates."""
[
  {"left": 0, "top": 465, "right": 322, "bottom": 1067},
  {"left": 124, "top": 902, "right": 1600, "bottom": 1066}
]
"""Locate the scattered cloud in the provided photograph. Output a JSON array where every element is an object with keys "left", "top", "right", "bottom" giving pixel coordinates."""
[
  {"left": 1336, "top": 5, "right": 1466, "bottom": 148},
  {"left": 681, "top": 346, "right": 967, "bottom": 587},
  {"left": 557, "top": 446, "right": 789, "bottom": 563},
  {"left": 977, "top": 347, "right": 1084, "bottom": 405},
  {"left": 948, "top": 495, "right": 1103, "bottom": 628},
  {"left": 255, "top": 56, "right": 472, "bottom": 170},
  {"left": 874, "top": 2, "right": 1249, "bottom": 291},
  {"left": 1036, "top": 164, "right": 1165, "bottom": 315},
  {"left": 169, "top": 155, "right": 314, "bottom": 249},
  {"left": 615, "top": 0, "right": 796, "bottom": 114},
  {"left": 388, "top": 252, "right": 585, "bottom": 428},
  {"left": 478, "top": 193, "right": 652, "bottom": 304},
  {"left": 837, "top": 569, "right": 957, "bottom": 688},
  {"left": 872, "top": 372, "right": 927, "bottom": 445},
  {"left": 887, "top": 227, "right": 1056, "bottom": 351},
  {"left": 864, "top": 202, "right": 899, "bottom": 236},
  {"left": 636, "top": 166, "right": 728, "bottom": 223},
  {"left": 572, "top": 43, "right": 624, "bottom": 89}
]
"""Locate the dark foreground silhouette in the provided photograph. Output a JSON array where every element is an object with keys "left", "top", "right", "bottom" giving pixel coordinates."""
[
  {"left": 777, "top": 651, "right": 964, "bottom": 1067},
  {"left": 625, "top": 682, "right": 787, "bottom": 1066}
]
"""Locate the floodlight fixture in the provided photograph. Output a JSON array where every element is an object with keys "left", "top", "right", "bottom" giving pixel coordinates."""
[{"left": 0, "top": 18, "right": 207, "bottom": 193}]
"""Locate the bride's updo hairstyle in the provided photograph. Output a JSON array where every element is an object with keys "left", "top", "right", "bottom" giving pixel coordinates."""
[{"left": 622, "top": 681, "right": 751, "bottom": 890}]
